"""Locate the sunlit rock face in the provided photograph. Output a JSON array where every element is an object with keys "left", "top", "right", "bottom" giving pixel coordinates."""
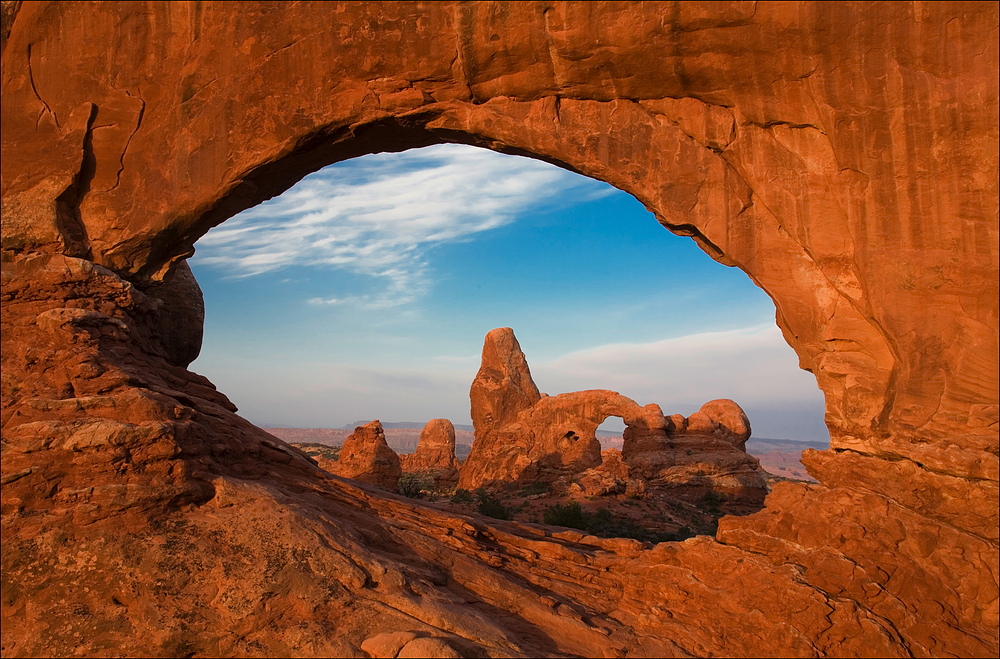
[
  {"left": 459, "top": 327, "right": 768, "bottom": 506},
  {"left": 1, "top": 2, "right": 996, "bottom": 657},
  {"left": 333, "top": 420, "right": 402, "bottom": 491},
  {"left": 400, "top": 418, "right": 460, "bottom": 489}
]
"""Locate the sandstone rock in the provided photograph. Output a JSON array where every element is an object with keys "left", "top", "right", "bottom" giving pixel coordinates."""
[
  {"left": 361, "top": 631, "right": 419, "bottom": 658},
  {"left": 334, "top": 420, "right": 402, "bottom": 491},
  {"left": 400, "top": 418, "right": 460, "bottom": 489},
  {"left": 696, "top": 399, "right": 752, "bottom": 450},
  {"left": 460, "top": 328, "right": 643, "bottom": 489},
  {"left": 469, "top": 327, "right": 541, "bottom": 432},
  {"left": 573, "top": 449, "right": 633, "bottom": 497},
  {"left": 397, "top": 637, "right": 462, "bottom": 658},
  {"left": 1, "top": 3, "right": 996, "bottom": 658},
  {"left": 597, "top": 448, "right": 630, "bottom": 481},
  {"left": 460, "top": 329, "right": 766, "bottom": 505},
  {"left": 313, "top": 455, "right": 339, "bottom": 474},
  {"left": 139, "top": 260, "right": 204, "bottom": 368},
  {"left": 624, "top": 400, "right": 766, "bottom": 505}
]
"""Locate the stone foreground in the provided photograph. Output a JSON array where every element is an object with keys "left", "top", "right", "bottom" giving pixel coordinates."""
[{"left": 1, "top": 2, "right": 997, "bottom": 657}]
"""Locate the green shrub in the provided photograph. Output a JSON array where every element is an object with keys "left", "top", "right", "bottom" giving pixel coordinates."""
[
  {"left": 700, "top": 490, "right": 725, "bottom": 514},
  {"left": 450, "top": 489, "right": 474, "bottom": 504},
  {"left": 542, "top": 503, "right": 685, "bottom": 543},
  {"left": 520, "top": 480, "right": 552, "bottom": 497},
  {"left": 542, "top": 502, "right": 589, "bottom": 530},
  {"left": 475, "top": 489, "right": 513, "bottom": 520}
]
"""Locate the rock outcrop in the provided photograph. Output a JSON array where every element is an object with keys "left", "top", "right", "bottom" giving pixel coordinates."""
[
  {"left": 571, "top": 449, "right": 645, "bottom": 498},
  {"left": 1, "top": 3, "right": 996, "bottom": 658},
  {"left": 332, "top": 420, "right": 402, "bottom": 491},
  {"left": 400, "top": 418, "right": 460, "bottom": 489},
  {"left": 461, "top": 328, "right": 609, "bottom": 488},
  {"left": 469, "top": 327, "right": 542, "bottom": 433},
  {"left": 459, "top": 328, "right": 767, "bottom": 504},
  {"left": 622, "top": 399, "right": 766, "bottom": 504}
]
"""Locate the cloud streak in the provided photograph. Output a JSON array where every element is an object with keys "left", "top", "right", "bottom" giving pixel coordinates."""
[
  {"left": 532, "top": 324, "right": 824, "bottom": 411},
  {"left": 192, "top": 144, "right": 608, "bottom": 308}
]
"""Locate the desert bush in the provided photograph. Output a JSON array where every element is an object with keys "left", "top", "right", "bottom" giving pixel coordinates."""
[
  {"left": 450, "top": 489, "right": 474, "bottom": 504},
  {"left": 700, "top": 490, "right": 725, "bottom": 514},
  {"left": 399, "top": 471, "right": 434, "bottom": 498},
  {"left": 543, "top": 501, "right": 589, "bottom": 530},
  {"left": 475, "top": 489, "right": 513, "bottom": 520},
  {"left": 520, "top": 480, "right": 552, "bottom": 497},
  {"left": 542, "top": 503, "right": 682, "bottom": 543}
]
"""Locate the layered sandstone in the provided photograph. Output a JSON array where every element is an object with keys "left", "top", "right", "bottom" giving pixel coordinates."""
[
  {"left": 400, "top": 418, "right": 460, "bottom": 489},
  {"left": 333, "top": 420, "right": 402, "bottom": 491},
  {"left": 623, "top": 399, "right": 767, "bottom": 504},
  {"left": 1, "top": 2, "right": 996, "bottom": 658},
  {"left": 460, "top": 328, "right": 767, "bottom": 505}
]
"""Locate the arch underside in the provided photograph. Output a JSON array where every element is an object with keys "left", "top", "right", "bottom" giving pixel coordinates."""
[{"left": 0, "top": 2, "right": 996, "bottom": 657}]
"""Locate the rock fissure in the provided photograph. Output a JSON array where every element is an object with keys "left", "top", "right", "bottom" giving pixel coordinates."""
[
  {"left": 107, "top": 91, "right": 145, "bottom": 193},
  {"left": 25, "top": 41, "right": 58, "bottom": 128}
]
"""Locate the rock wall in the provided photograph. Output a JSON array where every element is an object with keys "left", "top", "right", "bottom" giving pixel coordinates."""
[{"left": 1, "top": 2, "right": 997, "bottom": 657}]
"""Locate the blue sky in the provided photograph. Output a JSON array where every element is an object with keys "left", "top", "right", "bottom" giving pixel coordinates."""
[{"left": 189, "top": 144, "right": 829, "bottom": 441}]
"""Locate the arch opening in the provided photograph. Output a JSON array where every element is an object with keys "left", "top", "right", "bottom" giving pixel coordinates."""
[{"left": 185, "top": 141, "right": 828, "bottom": 537}]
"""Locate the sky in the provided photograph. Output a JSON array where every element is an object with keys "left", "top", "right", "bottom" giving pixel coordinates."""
[{"left": 188, "top": 144, "right": 829, "bottom": 442}]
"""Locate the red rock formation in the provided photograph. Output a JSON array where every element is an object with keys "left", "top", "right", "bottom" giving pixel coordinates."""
[
  {"left": 623, "top": 399, "right": 767, "bottom": 504},
  {"left": 333, "top": 420, "right": 402, "bottom": 491},
  {"left": 469, "top": 327, "right": 541, "bottom": 432},
  {"left": 460, "top": 328, "right": 766, "bottom": 503},
  {"left": 1, "top": 3, "right": 996, "bottom": 657},
  {"left": 400, "top": 418, "right": 460, "bottom": 488},
  {"left": 572, "top": 449, "right": 644, "bottom": 498},
  {"left": 461, "top": 327, "right": 627, "bottom": 488}
]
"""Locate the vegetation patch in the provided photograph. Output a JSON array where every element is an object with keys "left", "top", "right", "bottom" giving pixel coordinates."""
[
  {"left": 475, "top": 489, "right": 513, "bottom": 520},
  {"left": 450, "top": 489, "right": 475, "bottom": 504},
  {"left": 519, "top": 480, "right": 552, "bottom": 497},
  {"left": 543, "top": 502, "right": 691, "bottom": 543},
  {"left": 399, "top": 471, "right": 435, "bottom": 498},
  {"left": 289, "top": 442, "right": 340, "bottom": 461}
]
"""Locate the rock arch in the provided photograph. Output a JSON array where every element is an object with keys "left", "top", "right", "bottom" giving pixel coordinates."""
[{"left": 1, "top": 2, "right": 996, "bottom": 657}]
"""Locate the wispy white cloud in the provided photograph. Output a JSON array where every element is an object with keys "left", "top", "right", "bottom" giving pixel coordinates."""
[
  {"left": 192, "top": 144, "right": 609, "bottom": 308},
  {"left": 531, "top": 324, "right": 823, "bottom": 411}
]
